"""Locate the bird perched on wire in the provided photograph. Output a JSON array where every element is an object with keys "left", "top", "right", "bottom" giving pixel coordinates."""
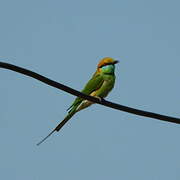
[{"left": 37, "top": 57, "right": 119, "bottom": 145}]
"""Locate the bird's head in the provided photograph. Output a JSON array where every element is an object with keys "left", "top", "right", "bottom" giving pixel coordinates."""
[{"left": 97, "top": 57, "right": 119, "bottom": 74}]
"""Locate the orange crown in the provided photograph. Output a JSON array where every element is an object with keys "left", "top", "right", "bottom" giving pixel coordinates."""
[{"left": 97, "top": 57, "right": 118, "bottom": 68}]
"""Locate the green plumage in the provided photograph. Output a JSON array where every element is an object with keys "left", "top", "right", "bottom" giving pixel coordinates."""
[
  {"left": 67, "top": 73, "right": 104, "bottom": 113},
  {"left": 37, "top": 58, "right": 118, "bottom": 145},
  {"left": 59, "top": 64, "right": 116, "bottom": 130}
]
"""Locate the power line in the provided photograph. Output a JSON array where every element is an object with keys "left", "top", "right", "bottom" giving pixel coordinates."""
[{"left": 0, "top": 61, "right": 179, "bottom": 124}]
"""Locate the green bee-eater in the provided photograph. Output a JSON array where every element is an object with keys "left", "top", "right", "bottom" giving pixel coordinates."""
[{"left": 37, "top": 57, "right": 119, "bottom": 145}]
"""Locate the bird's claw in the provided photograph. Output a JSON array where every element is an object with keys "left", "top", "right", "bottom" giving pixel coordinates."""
[{"left": 95, "top": 96, "right": 104, "bottom": 102}]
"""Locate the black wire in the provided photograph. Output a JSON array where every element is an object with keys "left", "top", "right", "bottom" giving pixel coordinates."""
[{"left": 0, "top": 61, "right": 179, "bottom": 124}]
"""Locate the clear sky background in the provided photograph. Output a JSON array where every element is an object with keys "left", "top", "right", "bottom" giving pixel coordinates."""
[{"left": 0, "top": 0, "right": 180, "bottom": 179}]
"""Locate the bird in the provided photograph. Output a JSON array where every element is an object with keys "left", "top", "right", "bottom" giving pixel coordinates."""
[{"left": 37, "top": 57, "right": 119, "bottom": 145}]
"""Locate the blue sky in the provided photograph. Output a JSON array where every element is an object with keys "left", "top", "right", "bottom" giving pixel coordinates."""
[{"left": 0, "top": 0, "right": 180, "bottom": 179}]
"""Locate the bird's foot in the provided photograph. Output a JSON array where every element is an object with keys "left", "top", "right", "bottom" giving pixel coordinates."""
[{"left": 95, "top": 96, "right": 105, "bottom": 102}]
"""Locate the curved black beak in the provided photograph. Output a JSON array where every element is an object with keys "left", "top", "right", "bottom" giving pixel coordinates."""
[{"left": 113, "top": 60, "right": 119, "bottom": 64}]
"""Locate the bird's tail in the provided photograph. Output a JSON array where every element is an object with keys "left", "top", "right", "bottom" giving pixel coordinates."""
[{"left": 37, "top": 110, "right": 76, "bottom": 146}]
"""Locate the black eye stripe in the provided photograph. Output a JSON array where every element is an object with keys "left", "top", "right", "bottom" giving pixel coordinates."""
[{"left": 99, "top": 63, "right": 114, "bottom": 68}]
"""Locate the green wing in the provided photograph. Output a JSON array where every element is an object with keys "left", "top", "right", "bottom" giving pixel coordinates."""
[{"left": 67, "top": 73, "right": 104, "bottom": 112}]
